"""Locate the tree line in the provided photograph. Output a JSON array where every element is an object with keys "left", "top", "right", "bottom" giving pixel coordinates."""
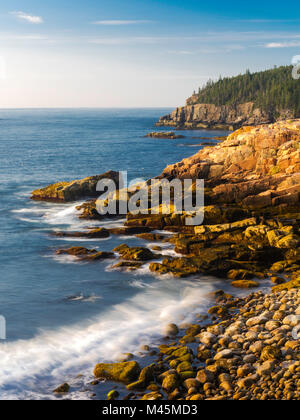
[{"left": 194, "top": 66, "right": 300, "bottom": 118}]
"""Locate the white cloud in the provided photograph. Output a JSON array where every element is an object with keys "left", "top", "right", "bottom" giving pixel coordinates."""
[
  {"left": 0, "top": 34, "right": 47, "bottom": 41},
  {"left": 11, "top": 11, "right": 44, "bottom": 24},
  {"left": 167, "top": 44, "right": 245, "bottom": 55},
  {"left": 265, "top": 41, "right": 300, "bottom": 48},
  {"left": 92, "top": 20, "right": 152, "bottom": 25},
  {"left": 89, "top": 36, "right": 165, "bottom": 45},
  {"left": 242, "top": 19, "right": 300, "bottom": 23}
]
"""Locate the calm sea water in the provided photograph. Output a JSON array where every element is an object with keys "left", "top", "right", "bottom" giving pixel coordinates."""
[{"left": 0, "top": 109, "right": 264, "bottom": 399}]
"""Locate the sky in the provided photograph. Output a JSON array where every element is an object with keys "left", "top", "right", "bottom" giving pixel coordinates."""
[{"left": 0, "top": 0, "right": 299, "bottom": 107}]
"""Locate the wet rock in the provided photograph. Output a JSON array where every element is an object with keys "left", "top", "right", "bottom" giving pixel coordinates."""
[
  {"left": 53, "top": 227, "right": 110, "bottom": 239},
  {"left": 113, "top": 244, "right": 156, "bottom": 261},
  {"left": 111, "top": 261, "right": 143, "bottom": 271},
  {"left": 283, "top": 315, "right": 300, "bottom": 327},
  {"left": 162, "top": 374, "right": 180, "bottom": 393},
  {"left": 117, "top": 353, "right": 134, "bottom": 362},
  {"left": 93, "top": 361, "right": 141, "bottom": 384},
  {"left": 145, "top": 132, "right": 185, "bottom": 139},
  {"left": 32, "top": 170, "right": 120, "bottom": 202},
  {"left": 136, "top": 233, "right": 165, "bottom": 241},
  {"left": 126, "top": 364, "right": 156, "bottom": 391},
  {"left": 56, "top": 247, "right": 115, "bottom": 261},
  {"left": 198, "top": 332, "right": 217, "bottom": 346},
  {"left": 231, "top": 280, "right": 259, "bottom": 289},
  {"left": 237, "top": 376, "right": 255, "bottom": 389},
  {"left": 196, "top": 369, "right": 215, "bottom": 384},
  {"left": 109, "top": 226, "right": 153, "bottom": 235},
  {"left": 260, "top": 346, "right": 282, "bottom": 361},
  {"left": 141, "top": 391, "right": 163, "bottom": 400},
  {"left": 107, "top": 390, "right": 119, "bottom": 400},
  {"left": 214, "top": 350, "right": 234, "bottom": 361},
  {"left": 164, "top": 323, "right": 179, "bottom": 337},
  {"left": 53, "top": 383, "right": 70, "bottom": 393},
  {"left": 256, "top": 361, "right": 276, "bottom": 376}
]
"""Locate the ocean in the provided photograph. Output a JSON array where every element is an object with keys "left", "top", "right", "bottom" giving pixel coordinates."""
[{"left": 0, "top": 108, "right": 262, "bottom": 399}]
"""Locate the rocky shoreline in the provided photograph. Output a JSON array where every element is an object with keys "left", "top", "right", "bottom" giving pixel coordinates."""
[
  {"left": 156, "top": 101, "right": 295, "bottom": 131},
  {"left": 91, "top": 287, "right": 300, "bottom": 401},
  {"left": 32, "top": 119, "right": 300, "bottom": 400},
  {"left": 144, "top": 132, "right": 185, "bottom": 139}
]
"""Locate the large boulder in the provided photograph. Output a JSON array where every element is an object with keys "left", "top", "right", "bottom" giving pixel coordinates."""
[
  {"left": 160, "top": 120, "right": 300, "bottom": 212},
  {"left": 31, "top": 170, "right": 120, "bottom": 202},
  {"left": 56, "top": 247, "right": 114, "bottom": 261},
  {"left": 93, "top": 361, "right": 141, "bottom": 384},
  {"left": 113, "top": 244, "right": 157, "bottom": 261}
]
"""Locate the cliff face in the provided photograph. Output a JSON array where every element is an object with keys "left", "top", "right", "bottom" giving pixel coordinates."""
[
  {"left": 157, "top": 102, "right": 294, "bottom": 130},
  {"left": 161, "top": 119, "right": 300, "bottom": 209}
]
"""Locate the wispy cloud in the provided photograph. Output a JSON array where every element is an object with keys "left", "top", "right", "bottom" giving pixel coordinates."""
[
  {"left": 242, "top": 19, "right": 300, "bottom": 23},
  {"left": 89, "top": 36, "right": 166, "bottom": 45},
  {"left": 265, "top": 41, "right": 300, "bottom": 48},
  {"left": 89, "top": 32, "right": 300, "bottom": 47},
  {"left": 0, "top": 33, "right": 47, "bottom": 41},
  {"left": 92, "top": 20, "right": 152, "bottom": 25},
  {"left": 167, "top": 45, "right": 245, "bottom": 55},
  {"left": 10, "top": 11, "right": 44, "bottom": 24}
]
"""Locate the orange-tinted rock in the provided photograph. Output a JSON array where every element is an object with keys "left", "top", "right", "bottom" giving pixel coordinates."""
[{"left": 31, "top": 170, "right": 120, "bottom": 202}]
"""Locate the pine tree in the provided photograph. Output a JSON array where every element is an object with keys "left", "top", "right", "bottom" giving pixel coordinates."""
[{"left": 193, "top": 66, "right": 300, "bottom": 118}]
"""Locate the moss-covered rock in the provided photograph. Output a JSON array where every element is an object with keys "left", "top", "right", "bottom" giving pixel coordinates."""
[
  {"left": 149, "top": 257, "right": 199, "bottom": 278},
  {"left": 272, "top": 277, "right": 300, "bottom": 292},
  {"left": 126, "top": 364, "right": 156, "bottom": 391},
  {"left": 227, "top": 269, "right": 256, "bottom": 280},
  {"left": 76, "top": 200, "right": 102, "bottom": 220},
  {"left": 93, "top": 361, "right": 141, "bottom": 384},
  {"left": 179, "top": 371, "right": 196, "bottom": 380},
  {"left": 32, "top": 171, "right": 119, "bottom": 202},
  {"left": 260, "top": 346, "right": 282, "bottom": 361},
  {"left": 109, "top": 226, "right": 152, "bottom": 235},
  {"left": 231, "top": 280, "right": 259, "bottom": 289},
  {"left": 54, "top": 227, "right": 110, "bottom": 239},
  {"left": 145, "top": 132, "right": 185, "bottom": 139},
  {"left": 111, "top": 261, "right": 143, "bottom": 271},
  {"left": 140, "top": 391, "right": 163, "bottom": 400},
  {"left": 208, "top": 306, "right": 228, "bottom": 317},
  {"left": 162, "top": 374, "right": 180, "bottom": 393},
  {"left": 136, "top": 233, "right": 165, "bottom": 241},
  {"left": 107, "top": 390, "right": 119, "bottom": 400},
  {"left": 56, "top": 247, "right": 115, "bottom": 261},
  {"left": 176, "top": 361, "right": 193, "bottom": 373},
  {"left": 194, "top": 217, "right": 257, "bottom": 235},
  {"left": 113, "top": 244, "right": 156, "bottom": 261},
  {"left": 53, "top": 383, "right": 70, "bottom": 393}
]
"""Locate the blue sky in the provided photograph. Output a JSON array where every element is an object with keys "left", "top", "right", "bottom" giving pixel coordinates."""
[{"left": 0, "top": 0, "right": 299, "bottom": 107}]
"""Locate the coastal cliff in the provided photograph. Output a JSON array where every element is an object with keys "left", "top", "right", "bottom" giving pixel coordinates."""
[
  {"left": 34, "top": 118, "right": 300, "bottom": 400},
  {"left": 161, "top": 120, "right": 300, "bottom": 209},
  {"left": 156, "top": 102, "right": 278, "bottom": 130},
  {"left": 157, "top": 66, "right": 299, "bottom": 129}
]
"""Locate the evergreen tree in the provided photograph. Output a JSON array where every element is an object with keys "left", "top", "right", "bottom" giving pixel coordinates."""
[{"left": 194, "top": 66, "right": 300, "bottom": 118}]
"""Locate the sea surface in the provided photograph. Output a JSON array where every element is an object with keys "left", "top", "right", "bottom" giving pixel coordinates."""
[{"left": 0, "top": 108, "right": 269, "bottom": 400}]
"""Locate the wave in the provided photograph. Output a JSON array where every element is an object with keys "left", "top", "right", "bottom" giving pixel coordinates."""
[
  {"left": 0, "top": 279, "right": 214, "bottom": 400},
  {"left": 64, "top": 294, "right": 102, "bottom": 303}
]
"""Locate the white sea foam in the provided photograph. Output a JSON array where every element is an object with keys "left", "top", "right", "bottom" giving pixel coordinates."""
[
  {"left": 128, "top": 279, "right": 155, "bottom": 289},
  {"left": 42, "top": 204, "right": 83, "bottom": 226},
  {"left": 65, "top": 294, "right": 102, "bottom": 303},
  {"left": 0, "top": 280, "right": 213, "bottom": 400},
  {"left": 48, "top": 236, "right": 111, "bottom": 242}
]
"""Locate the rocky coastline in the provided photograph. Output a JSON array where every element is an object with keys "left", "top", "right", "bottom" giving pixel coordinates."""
[
  {"left": 144, "top": 132, "right": 185, "bottom": 139},
  {"left": 93, "top": 288, "right": 300, "bottom": 401},
  {"left": 156, "top": 102, "right": 296, "bottom": 130},
  {"left": 31, "top": 119, "right": 300, "bottom": 400}
]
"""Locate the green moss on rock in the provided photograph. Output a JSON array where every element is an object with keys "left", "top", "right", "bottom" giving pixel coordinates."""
[{"left": 93, "top": 361, "right": 141, "bottom": 384}]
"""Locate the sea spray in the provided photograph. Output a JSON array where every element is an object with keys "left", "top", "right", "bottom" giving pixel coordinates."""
[{"left": 0, "top": 279, "right": 214, "bottom": 399}]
